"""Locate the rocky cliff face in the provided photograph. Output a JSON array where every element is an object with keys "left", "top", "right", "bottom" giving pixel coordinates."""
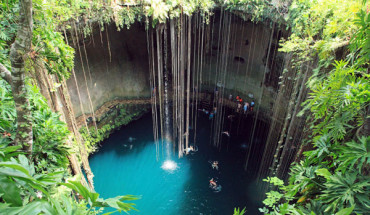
[
  {"left": 68, "top": 15, "right": 285, "bottom": 128},
  {"left": 200, "top": 14, "right": 284, "bottom": 116},
  {"left": 67, "top": 22, "right": 151, "bottom": 118}
]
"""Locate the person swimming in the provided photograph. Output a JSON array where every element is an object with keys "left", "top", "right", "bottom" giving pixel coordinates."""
[
  {"left": 209, "top": 112, "right": 214, "bottom": 119},
  {"left": 184, "top": 145, "right": 198, "bottom": 155},
  {"left": 212, "top": 161, "right": 219, "bottom": 170},
  {"left": 222, "top": 131, "right": 230, "bottom": 137},
  {"left": 185, "top": 146, "right": 194, "bottom": 154},
  {"left": 209, "top": 178, "right": 222, "bottom": 192},
  {"left": 128, "top": 137, "right": 136, "bottom": 142},
  {"left": 209, "top": 178, "right": 217, "bottom": 188}
]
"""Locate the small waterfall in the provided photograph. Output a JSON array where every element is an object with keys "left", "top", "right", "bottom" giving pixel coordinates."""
[{"left": 163, "top": 24, "right": 172, "bottom": 143}]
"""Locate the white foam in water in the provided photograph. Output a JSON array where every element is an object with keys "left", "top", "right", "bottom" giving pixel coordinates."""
[{"left": 161, "top": 160, "right": 178, "bottom": 171}]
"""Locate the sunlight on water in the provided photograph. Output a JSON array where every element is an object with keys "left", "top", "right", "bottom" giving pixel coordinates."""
[
  {"left": 90, "top": 140, "right": 191, "bottom": 215},
  {"left": 161, "top": 160, "right": 178, "bottom": 172}
]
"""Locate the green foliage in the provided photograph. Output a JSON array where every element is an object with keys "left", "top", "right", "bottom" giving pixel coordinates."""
[
  {"left": 114, "top": 6, "right": 143, "bottom": 30},
  {"left": 32, "top": 29, "right": 75, "bottom": 79},
  {"left": 336, "top": 136, "right": 370, "bottom": 173},
  {"left": 0, "top": 79, "right": 72, "bottom": 173},
  {"left": 1, "top": 0, "right": 284, "bottom": 80},
  {"left": 145, "top": 0, "right": 215, "bottom": 26},
  {"left": 0, "top": 145, "right": 138, "bottom": 214},
  {"left": 259, "top": 177, "right": 300, "bottom": 215},
  {"left": 0, "top": 80, "right": 138, "bottom": 214},
  {"left": 349, "top": 6, "right": 370, "bottom": 68},
  {"left": 222, "top": 0, "right": 287, "bottom": 23},
  {"left": 0, "top": 80, "right": 16, "bottom": 134},
  {"left": 233, "top": 207, "right": 246, "bottom": 215},
  {"left": 261, "top": 2, "right": 370, "bottom": 215},
  {"left": 80, "top": 106, "right": 147, "bottom": 154},
  {"left": 263, "top": 177, "right": 285, "bottom": 187},
  {"left": 0, "top": 1, "right": 18, "bottom": 68},
  {"left": 280, "top": 0, "right": 363, "bottom": 68},
  {"left": 321, "top": 171, "right": 369, "bottom": 213},
  {"left": 60, "top": 177, "right": 139, "bottom": 214},
  {"left": 303, "top": 61, "right": 369, "bottom": 140},
  {"left": 263, "top": 191, "right": 283, "bottom": 208}
]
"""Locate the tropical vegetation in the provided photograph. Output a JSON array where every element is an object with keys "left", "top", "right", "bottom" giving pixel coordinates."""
[
  {"left": 0, "top": 0, "right": 368, "bottom": 214},
  {"left": 260, "top": 0, "right": 369, "bottom": 214},
  {"left": 0, "top": 78, "right": 139, "bottom": 213}
]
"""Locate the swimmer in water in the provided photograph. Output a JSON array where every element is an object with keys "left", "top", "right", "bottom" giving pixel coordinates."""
[
  {"left": 209, "top": 178, "right": 217, "bottom": 188},
  {"left": 185, "top": 146, "right": 194, "bottom": 154},
  {"left": 128, "top": 137, "right": 136, "bottom": 142},
  {"left": 209, "top": 112, "right": 214, "bottom": 119},
  {"left": 184, "top": 145, "right": 198, "bottom": 155},
  {"left": 212, "top": 161, "right": 219, "bottom": 170},
  {"left": 222, "top": 131, "right": 230, "bottom": 137}
]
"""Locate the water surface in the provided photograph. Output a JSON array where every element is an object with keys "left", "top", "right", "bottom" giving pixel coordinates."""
[{"left": 89, "top": 112, "right": 265, "bottom": 214}]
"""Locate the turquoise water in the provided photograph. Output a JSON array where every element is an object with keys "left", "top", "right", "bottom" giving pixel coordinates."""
[{"left": 89, "top": 113, "right": 264, "bottom": 214}]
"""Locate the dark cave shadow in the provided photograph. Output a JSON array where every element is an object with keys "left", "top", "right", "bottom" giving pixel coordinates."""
[{"left": 176, "top": 111, "right": 267, "bottom": 215}]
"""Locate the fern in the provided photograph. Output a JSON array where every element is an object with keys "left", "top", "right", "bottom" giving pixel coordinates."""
[{"left": 336, "top": 136, "right": 370, "bottom": 173}]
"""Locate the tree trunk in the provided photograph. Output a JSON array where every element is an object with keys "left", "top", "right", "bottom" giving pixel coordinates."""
[
  {"left": 57, "top": 77, "right": 95, "bottom": 190},
  {"left": 32, "top": 63, "right": 90, "bottom": 188},
  {"left": 0, "top": 0, "right": 33, "bottom": 154},
  {"left": 32, "top": 60, "right": 54, "bottom": 109}
]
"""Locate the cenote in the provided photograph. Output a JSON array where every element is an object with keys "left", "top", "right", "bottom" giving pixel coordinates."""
[
  {"left": 2, "top": 0, "right": 368, "bottom": 214},
  {"left": 89, "top": 110, "right": 268, "bottom": 214},
  {"left": 74, "top": 8, "right": 290, "bottom": 214}
]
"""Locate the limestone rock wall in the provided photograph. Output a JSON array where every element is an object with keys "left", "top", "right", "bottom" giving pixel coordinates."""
[
  {"left": 201, "top": 13, "right": 285, "bottom": 116},
  {"left": 68, "top": 15, "right": 285, "bottom": 122},
  {"left": 67, "top": 23, "right": 150, "bottom": 117}
]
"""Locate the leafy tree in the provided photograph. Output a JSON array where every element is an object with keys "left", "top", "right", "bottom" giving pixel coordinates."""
[{"left": 0, "top": 0, "right": 33, "bottom": 154}]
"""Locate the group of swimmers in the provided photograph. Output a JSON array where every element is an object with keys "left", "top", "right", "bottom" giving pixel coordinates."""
[
  {"left": 234, "top": 95, "right": 255, "bottom": 114},
  {"left": 199, "top": 93, "right": 256, "bottom": 121},
  {"left": 183, "top": 143, "right": 220, "bottom": 191},
  {"left": 209, "top": 161, "right": 221, "bottom": 192}
]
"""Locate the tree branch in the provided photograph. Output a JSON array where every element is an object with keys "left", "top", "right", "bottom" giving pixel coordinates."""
[{"left": 0, "top": 63, "right": 12, "bottom": 84}]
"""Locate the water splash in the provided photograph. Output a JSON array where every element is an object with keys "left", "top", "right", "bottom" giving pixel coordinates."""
[{"left": 161, "top": 160, "right": 178, "bottom": 172}]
